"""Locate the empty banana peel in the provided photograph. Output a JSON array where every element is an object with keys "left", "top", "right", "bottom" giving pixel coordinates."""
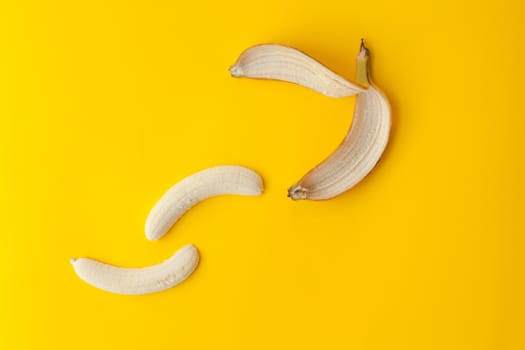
[
  {"left": 230, "top": 40, "right": 391, "bottom": 200},
  {"left": 230, "top": 44, "right": 366, "bottom": 98}
]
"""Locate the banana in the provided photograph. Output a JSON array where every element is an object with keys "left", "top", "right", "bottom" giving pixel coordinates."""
[
  {"left": 70, "top": 244, "right": 199, "bottom": 295},
  {"left": 229, "top": 44, "right": 366, "bottom": 98},
  {"left": 145, "top": 165, "right": 263, "bottom": 240},
  {"left": 231, "top": 41, "right": 391, "bottom": 200}
]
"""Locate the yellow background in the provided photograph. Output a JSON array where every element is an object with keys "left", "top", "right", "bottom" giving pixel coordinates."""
[{"left": 1, "top": 0, "right": 524, "bottom": 349}]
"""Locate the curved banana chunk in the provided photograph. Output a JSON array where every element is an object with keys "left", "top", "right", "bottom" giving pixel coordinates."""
[
  {"left": 230, "top": 44, "right": 366, "bottom": 98},
  {"left": 145, "top": 165, "right": 263, "bottom": 240},
  {"left": 70, "top": 244, "right": 199, "bottom": 295},
  {"left": 288, "top": 41, "right": 391, "bottom": 200}
]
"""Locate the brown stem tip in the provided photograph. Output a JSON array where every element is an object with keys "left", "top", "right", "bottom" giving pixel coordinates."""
[{"left": 358, "top": 38, "right": 370, "bottom": 60}]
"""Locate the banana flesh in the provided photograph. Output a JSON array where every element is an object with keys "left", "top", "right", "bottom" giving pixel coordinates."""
[
  {"left": 230, "top": 44, "right": 366, "bottom": 98},
  {"left": 70, "top": 244, "right": 199, "bottom": 295},
  {"left": 231, "top": 41, "right": 391, "bottom": 200},
  {"left": 145, "top": 165, "right": 263, "bottom": 240},
  {"left": 72, "top": 166, "right": 262, "bottom": 295}
]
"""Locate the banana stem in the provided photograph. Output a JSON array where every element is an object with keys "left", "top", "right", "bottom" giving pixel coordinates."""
[{"left": 356, "top": 39, "right": 370, "bottom": 87}]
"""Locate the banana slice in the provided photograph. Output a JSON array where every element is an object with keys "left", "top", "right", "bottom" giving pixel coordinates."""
[
  {"left": 230, "top": 44, "right": 366, "bottom": 98},
  {"left": 70, "top": 244, "right": 199, "bottom": 295},
  {"left": 231, "top": 41, "right": 391, "bottom": 200},
  {"left": 145, "top": 165, "right": 263, "bottom": 240}
]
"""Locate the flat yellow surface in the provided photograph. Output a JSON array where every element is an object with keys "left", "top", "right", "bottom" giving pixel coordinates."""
[{"left": 1, "top": 0, "right": 524, "bottom": 349}]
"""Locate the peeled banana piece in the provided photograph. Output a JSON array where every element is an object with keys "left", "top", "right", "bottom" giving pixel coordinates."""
[
  {"left": 70, "top": 244, "right": 199, "bottom": 295},
  {"left": 231, "top": 41, "right": 391, "bottom": 200},
  {"left": 229, "top": 44, "right": 366, "bottom": 98},
  {"left": 145, "top": 165, "right": 263, "bottom": 240}
]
